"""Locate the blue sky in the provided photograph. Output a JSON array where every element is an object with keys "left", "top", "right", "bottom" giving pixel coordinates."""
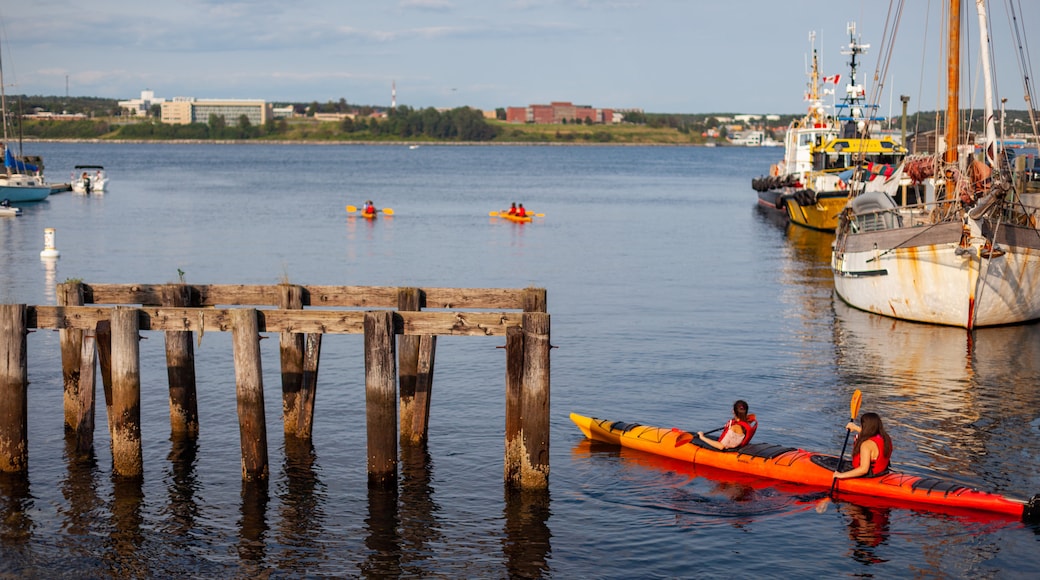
[{"left": 2, "top": 1, "right": 1037, "bottom": 115}]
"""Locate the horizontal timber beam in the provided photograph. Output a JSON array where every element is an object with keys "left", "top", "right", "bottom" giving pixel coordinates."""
[
  {"left": 28, "top": 306, "right": 525, "bottom": 337},
  {"left": 80, "top": 284, "right": 546, "bottom": 311}
]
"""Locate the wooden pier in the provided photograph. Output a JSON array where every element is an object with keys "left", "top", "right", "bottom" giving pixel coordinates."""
[{"left": 0, "top": 283, "right": 550, "bottom": 489}]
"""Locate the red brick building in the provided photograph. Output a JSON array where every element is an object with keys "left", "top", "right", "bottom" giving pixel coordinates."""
[{"left": 506, "top": 101, "right": 615, "bottom": 124}]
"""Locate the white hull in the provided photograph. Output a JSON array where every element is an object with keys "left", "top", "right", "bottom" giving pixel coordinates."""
[
  {"left": 833, "top": 205, "right": 1040, "bottom": 328},
  {"left": 71, "top": 177, "right": 108, "bottom": 193}
]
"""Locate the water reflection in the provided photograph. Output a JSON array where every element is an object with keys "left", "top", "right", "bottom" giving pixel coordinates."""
[
  {"left": 398, "top": 443, "right": 442, "bottom": 574},
  {"left": 840, "top": 503, "right": 890, "bottom": 565},
  {"left": 164, "top": 436, "right": 201, "bottom": 540},
  {"left": 109, "top": 476, "right": 146, "bottom": 577},
  {"left": 502, "top": 488, "right": 551, "bottom": 579},
  {"left": 276, "top": 437, "right": 327, "bottom": 570},
  {"left": 360, "top": 487, "right": 401, "bottom": 577},
  {"left": 832, "top": 300, "right": 1040, "bottom": 489},
  {"left": 0, "top": 472, "right": 32, "bottom": 546},
  {"left": 60, "top": 439, "right": 103, "bottom": 562},
  {"left": 238, "top": 480, "right": 270, "bottom": 571}
]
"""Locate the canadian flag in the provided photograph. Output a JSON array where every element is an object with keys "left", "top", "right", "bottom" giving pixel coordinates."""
[{"left": 822, "top": 74, "right": 841, "bottom": 84}]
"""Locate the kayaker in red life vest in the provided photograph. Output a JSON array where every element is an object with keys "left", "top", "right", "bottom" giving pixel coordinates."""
[
  {"left": 507, "top": 202, "right": 518, "bottom": 215},
  {"left": 834, "top": 412, "right": 893, "bottom": 479},
  {"left": 697, "top": 400, "right": 758, "bottom": 450},
  {"left": 517, "top": 204, "right": 527, "bottom": 217},
  {"left": 364, "top": 200, "right": 376, "bottom": 214}
]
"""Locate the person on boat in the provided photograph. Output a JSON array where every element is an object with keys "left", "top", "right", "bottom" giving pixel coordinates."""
[
  {"left": 507, "top": 202, "right": 518, "bottom": 215},
  {"left": 363, "top": 200, "right": 376, "bottom": 214},
  {"left": 517, "top": 204, "right": 528, "bottom": 218},
  {"left": 834, "top": 412, "right": 893, "bottom": 480},
  {"left": 697, "top": 400, "right": 757, "bottom": 450}
]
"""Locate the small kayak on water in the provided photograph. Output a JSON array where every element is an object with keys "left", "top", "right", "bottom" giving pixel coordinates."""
[
  {"left": 570, "top": 412, "right": 1040, "bottom": 522},
  {"left": 489, "top": 210, "right": 542, "bottom": 223}
]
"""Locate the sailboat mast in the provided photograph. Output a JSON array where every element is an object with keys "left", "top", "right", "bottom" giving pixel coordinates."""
[
  {"left": 945, "top": 0, "right": 960, "bottom": 170},
  {"left": 0, "top": 40, "right": 8, "bottom": 145}
]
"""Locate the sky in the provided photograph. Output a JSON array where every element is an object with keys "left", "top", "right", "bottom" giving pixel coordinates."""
[{"left": 2, "top": 1, "right": 1038, "bottom": 116}]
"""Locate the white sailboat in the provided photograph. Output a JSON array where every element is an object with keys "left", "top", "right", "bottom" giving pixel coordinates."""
[
  {"left": 0, "top": 40, "right": 50, "bottom": 203},
  {"left": 831, "top": 0, "right": 1040, "bottom": 329}
]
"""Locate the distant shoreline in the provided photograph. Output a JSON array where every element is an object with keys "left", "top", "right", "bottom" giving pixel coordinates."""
[{"left": 25, "top": 138, "right": 719, "bottom": 147}]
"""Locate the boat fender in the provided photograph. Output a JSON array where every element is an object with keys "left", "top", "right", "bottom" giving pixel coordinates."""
[{"left": 1024, "top": 494, "right": 1040, "bottom": 523}]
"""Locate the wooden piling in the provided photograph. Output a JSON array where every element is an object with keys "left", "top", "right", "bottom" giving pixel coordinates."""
[
  {"left": 110, "top": 308, "right": 143, "bottom": 478},
  {"left": 0, "top": 304, "right": 28, "bottom": 473},
  {"left": 365, "top": 311, "right": 398, "bottom": 488},
  {"left": 74, "top": 329, "right": 98, "bottom": 460},
  {"left": 504, "top": 325, "right": 524, "bottom": 483},
  {"left": 58, "top": 282, "right": 85, "bottom": 433},
  {"left": 279, "top": 284, "right": 305, "bottom": 436},
  {"left": 295, "top": 333, "right": 322, "bottom": 440},
  {"left": 232, "top": 308, "right": 269, "bottom": 481},
  {"left": 162, "top": 284, "right": 199, "bottom": 438},
  {"left": 409, "top": 335, "right": 437, "bottom": 444},
  {"left": 96, "top": 320, "right": 114, "bottom": 439},
  {"left": 516, "top": 312, "right": 550, "bottom": 489},
  {"left": 397, "top": 288, "right": 421, "bottom": 443}
]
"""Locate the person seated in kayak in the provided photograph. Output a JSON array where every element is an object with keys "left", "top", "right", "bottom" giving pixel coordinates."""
[
  {"left": 364, "top": 200, "right": 376, "bottom": 214},
  {"left": 697, "top": 400, "right": 757, "bottom": 450},
  {"left": 834, "top": 412, "right": 893, "bottom": 479},
  {"left": 507, "top": 202, "right": 518, "bottom": 215},
  {"left": 517, "top": 203, "right": 528, "bottom": 217}
]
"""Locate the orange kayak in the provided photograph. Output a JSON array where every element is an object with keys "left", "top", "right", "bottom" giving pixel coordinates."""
[{"left": 570, "top": 412, "right": 1040, "bottom": 522}]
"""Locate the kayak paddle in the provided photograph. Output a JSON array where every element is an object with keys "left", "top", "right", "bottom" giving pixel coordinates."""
[
  {"left": 346, "top": 205, "right": 394, "bottom": 215},
  {"left": 817, "top": 389, "right": 863, "bottom": 513},
  {"left": 671, "top": 425, "right": 723, "bottom": 447}
]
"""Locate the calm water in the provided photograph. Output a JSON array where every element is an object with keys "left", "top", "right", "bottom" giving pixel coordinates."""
[{"left": 1, "top": 142, "right": 1038, "bottom": 578}]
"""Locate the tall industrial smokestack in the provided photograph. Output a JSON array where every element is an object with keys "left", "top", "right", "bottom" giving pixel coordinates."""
[{"left": 392, "top": 81, "right": 396, "bottom": 109}]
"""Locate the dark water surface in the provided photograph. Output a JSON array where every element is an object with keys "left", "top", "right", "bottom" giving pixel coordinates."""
[{"left": 1, "top": 143, "right": 1038, "bottom": 577}]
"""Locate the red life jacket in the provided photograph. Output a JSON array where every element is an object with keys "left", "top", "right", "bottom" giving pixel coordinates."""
[
  {"left": 851, "top": 434, "right": 891, "bottom": 475},
  {"left": 718, "top": 414, "right": 758, "bottom": 447},
  {"left": 517, "top": 207, "right": 527, "bottom": 217}
]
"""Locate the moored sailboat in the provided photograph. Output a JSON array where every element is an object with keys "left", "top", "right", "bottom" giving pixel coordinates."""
[
  {"left": 0, "top": 40, "right": 50, "bottom": 203},
  {"left": 831, "top": 0, "right": 1040, "bottom": 328}
]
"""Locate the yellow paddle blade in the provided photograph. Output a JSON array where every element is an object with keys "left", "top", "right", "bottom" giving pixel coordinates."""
[
  {"left": 489, "top": 211, "right": 501, "bottom": 217},
  {"left": 534, "top": 213, "right": 546, "bottom": 218},
  {"left": 381, "top": 208, "right": 394, "bottom": 216},
  {"left": 346, "top": 205, "right": 358, "bottom": 213},
  {"left": 850, "top": 389, "right": 863, "bottom": 420}
]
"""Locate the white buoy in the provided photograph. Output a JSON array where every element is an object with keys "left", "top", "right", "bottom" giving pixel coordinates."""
[{"left": 40, "top": 227, "right": 60, "bottom": 259}]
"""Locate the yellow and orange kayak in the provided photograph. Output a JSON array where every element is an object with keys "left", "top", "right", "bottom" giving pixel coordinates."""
[{"left": 570, "top": 412, "right": 1039, "bottom": 522}]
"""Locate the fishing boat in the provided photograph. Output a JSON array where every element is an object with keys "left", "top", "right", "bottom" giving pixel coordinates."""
[
  {"left": 0, "top": 44, "right": 50, "bottom": 203},
  {"left": 570, "top": 412, "right": 1040, "bottom": 522},
  {"left": 831, "top": 1, "right": 1040, "bottom": 328},
  {"left": 752, "top": 31, "right": 841, "bottom": 214},
  {"left": 753, "top": 25, "right": 907, "bottom": 231},
  {"left": 71, "top": 165, "right": 109, "bottom": 194}
]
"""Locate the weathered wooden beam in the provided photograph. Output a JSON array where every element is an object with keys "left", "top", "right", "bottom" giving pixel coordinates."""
[
  {"left": 162, "top": 284, "right": 199, "bottom": 438},
  {"left": 74, "top": 328, "right": 98, "bottom": 460},
  {"left": 231, "top": 309, "right": 269, "bottom": 481},
  {"left": 279, "top": 284, "right": 306, "bottom": 437},
  {"left": 29, "top": 306, "right": 525, "bottom": 336},
  {"left": 398, "top": 288, "right": 421, "bottom": 444},
  {"left": 58, "top": 282, "right": 85, "bottom": 434},
  {"left": 504, "top": 325, "right": 524, "bottom": 484},
  {"left": 0, "top": 304, "right": 28, "bottom": 473},
  {"left": 365, "top": 311, "right": 397, "bottom": 489},
  {"left": 407, "top": 335, "right": 437, "bottom": 445},
  {"left": 516, "top": 312, "right": 550, "bottom": 490},
  {"left": 80, "top": 283, "right": 543, "bottom": 310},
  {"left": 295, "top": 333, "right": 322, "bottom": 440},
  {"left": 110, "top": 307, "right": 143, "bottom": 478}
]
